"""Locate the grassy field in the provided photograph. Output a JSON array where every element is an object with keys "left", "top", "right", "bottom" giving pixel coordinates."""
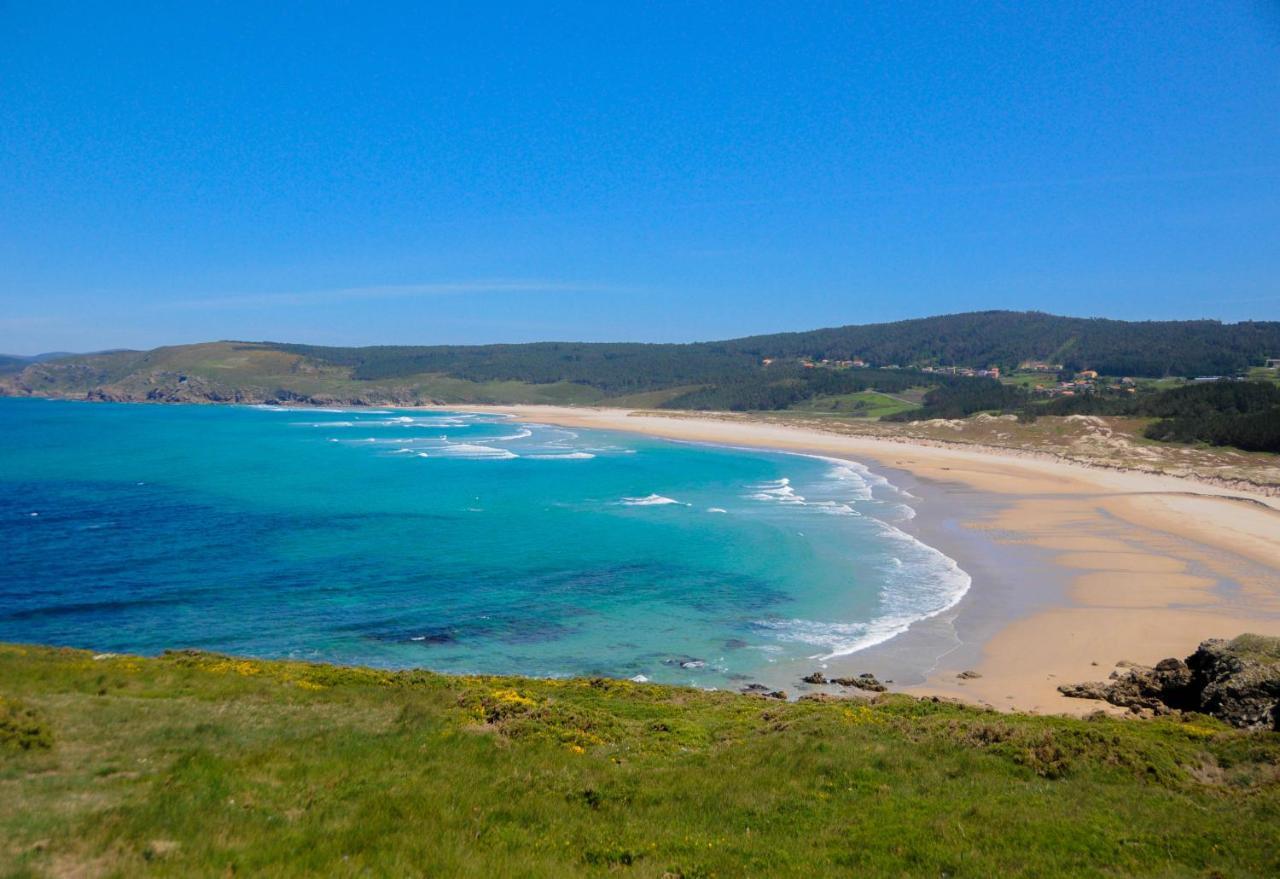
[
  {"left": 2, "top": 645, "right": 1278, "bottom": 877},
  {"left": 789, "top": 390, "right": 921, "bottom": 419},
  {"left": 1245, "top": 367, "right": 1280, "bottom": 386},
  {"left": 999, "top": 371, "right": 1059, "bottom": 390}
]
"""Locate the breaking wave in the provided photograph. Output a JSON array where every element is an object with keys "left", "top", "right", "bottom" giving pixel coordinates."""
[{"left": 620, "top": 494, "right": 687, "bottom": 506}]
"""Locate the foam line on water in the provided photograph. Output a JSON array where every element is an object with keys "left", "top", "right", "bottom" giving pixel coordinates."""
[
  {"left": 620, "top": 494, "right": 688, "bottom": 506},
  {"left": 432, "top": 443, "right": 519, "bottom": 459},
  {"left": 477, "top": 428, "right": 533, "bottom": 442},
  {"left": 741, "top": 451, "right": 969, "bottom": 658}
]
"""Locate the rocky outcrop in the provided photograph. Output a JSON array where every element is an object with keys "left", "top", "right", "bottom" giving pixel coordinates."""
[
  {"left": 1187, "top": 637, "right": 1280, "bottom": 730},
  {"left": 832, "top": 673, "right": 887, "bottom": 693},
  {"left": 1059, "top": 635, "right": 1280, "bottom": 730}
]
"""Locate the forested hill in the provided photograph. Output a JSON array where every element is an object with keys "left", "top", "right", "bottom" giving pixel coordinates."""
[
  {"left": 4, "top": 311, "right": 1280, "bottom": 409},
  {"left": 272, "top": 311, "right": 1280, "bottom": 380},
  {"left": 724, "top": 311, "right": 1280, "bottom": 377}
]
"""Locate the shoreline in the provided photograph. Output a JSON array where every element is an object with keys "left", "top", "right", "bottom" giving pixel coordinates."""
[
  {"left": 7, "top": 396, "right": 1279, "bottom": 713},
  {"left": 14, "top": 391, "right": 1277, "bottom": 497},
  {"left": 445, "top": 404, "right": 1280, "bottom": 714}
]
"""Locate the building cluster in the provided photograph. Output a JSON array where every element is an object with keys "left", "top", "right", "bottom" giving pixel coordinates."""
[
  {"left": 1036, "top": 372, "right": 1136, "bottom": 398},
  {"left": 919, "top": 365, "right": 1000, "bottom": 378},
  {"left": 778, "top": 358, "right": 868, "bottom": 369}
]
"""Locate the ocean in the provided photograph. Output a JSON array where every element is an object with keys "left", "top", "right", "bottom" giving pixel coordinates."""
[{"left": 0, "top": 398, "right": 969, "bottom": 689}]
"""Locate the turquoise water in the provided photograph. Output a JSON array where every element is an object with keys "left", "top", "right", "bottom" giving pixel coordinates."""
[{"left": 0, "top": 398, "right": 968, "bottom": 688}]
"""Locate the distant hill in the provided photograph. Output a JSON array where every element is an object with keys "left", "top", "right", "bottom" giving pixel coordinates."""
[
  {"left": 0, "top": 351, "right": 81, "bottom": 374},
  {"left": 3, "top": 311, "right": 1279, "bottom": 409},
  {"left": 0, "top": 350, "right": 128, "bottom": 375},
  {"left": 725, "top": 311, "right": 1280, "bottom": 377}
]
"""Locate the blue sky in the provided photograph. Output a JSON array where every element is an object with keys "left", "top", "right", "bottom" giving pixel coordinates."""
[{"left": 2, "top": 2, "right": 1278, "bottom": 353}]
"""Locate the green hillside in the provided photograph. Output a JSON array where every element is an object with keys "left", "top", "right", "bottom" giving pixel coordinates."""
[
  {"left": 3, "top": 644, "right": 1278, "bottom": 877},
  {"left": 727, "top": 311, "right": 1280, "bottom": 377},
  {"left": 6, "top": 311, "right": 1279, "bottom": 413}
]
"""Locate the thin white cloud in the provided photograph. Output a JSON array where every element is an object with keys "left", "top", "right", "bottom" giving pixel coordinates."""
[{"left": 167, "top": 279, "right": 614, "bottom": 310}]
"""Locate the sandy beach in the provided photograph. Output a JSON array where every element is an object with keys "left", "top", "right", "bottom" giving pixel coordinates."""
[{"left": 443, "top": 405, "right": 1280, "bottom": 715}]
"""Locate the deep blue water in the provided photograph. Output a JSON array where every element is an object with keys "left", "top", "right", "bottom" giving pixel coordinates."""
[{"left": 0, "top": 399, "right": 968, "bottom": 687}]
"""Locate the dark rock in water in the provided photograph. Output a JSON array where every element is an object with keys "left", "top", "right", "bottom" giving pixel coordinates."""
[
  {"left": 663, "top": 655, "right": 704, "bottom": 668},
  {"left": 957, "top": 670, "right": 982, "bottom": 680},
  {"left": 414, "top": 632, "right": 457, "bottom": 645},
  {"left": 723, "top": 639, "right": 750, "bottom": 650},
  {"left": 1059, "top": 634, "right": 1280, "bottom": 730},
  {"left": 740, "top": 683, "right": 786, "bottom": 700},
  {"left": 801, "top": 672, "right": 827, "bottom": 685},
  {"left": 832, "top": 673, "right": 886, "bottom": 693},
  {"left": 366, "top": 628, "right": 456, "bottom": 646}
]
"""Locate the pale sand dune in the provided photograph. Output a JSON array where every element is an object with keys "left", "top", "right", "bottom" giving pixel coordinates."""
[{"left": 435, "top": 405, "right": 1280, "bottom": 714}]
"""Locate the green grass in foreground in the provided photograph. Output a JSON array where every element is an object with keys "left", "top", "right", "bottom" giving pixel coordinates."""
[{"left": 2, "top": 645, "right": 1278, "bottom": 878}]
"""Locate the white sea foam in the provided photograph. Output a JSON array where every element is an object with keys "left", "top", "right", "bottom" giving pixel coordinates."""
[
  {"left": 810, "top": 500, "right": 857, "bottom": 516},
  {"left": 747, "top": 477, "right": 806, "bottom": 505},
  {"left": 255, "top": 405, "right": 389, "bottom": 414},
  {"left": 620, "top": 494, "right": 687, "bottom": 506},
  {"left": 310, "top": 407, "right": 392, "bottom": 414},
  {"left": 812, "top": 455, "right": 919, "bottom": 502},
  {"left": 754, "top": 525, "right": 970, "bottom": 659},
  {"left": 434, "top": 443, "right": 519, "bottom": 459},
  {"left": 364, "top": 415, "right": 472, "bottom": 427},
  {"left": 707, "top": 507, "right": 728, "bottom": 513},
  {"left": 479, "top": 428, "right": 533, "bottom": 442},
  {"left": 526, "top": 451, "right": 595, "bottom": 460}
]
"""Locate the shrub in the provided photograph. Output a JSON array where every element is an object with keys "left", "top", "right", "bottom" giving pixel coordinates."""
[{"left": 0, "top": 695, "right": 53, "bottom": 751}]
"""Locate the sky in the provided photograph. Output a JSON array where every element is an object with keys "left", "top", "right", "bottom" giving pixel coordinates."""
[{"left": 2, "top": 2, "right": 1279, "bottom": 354}]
